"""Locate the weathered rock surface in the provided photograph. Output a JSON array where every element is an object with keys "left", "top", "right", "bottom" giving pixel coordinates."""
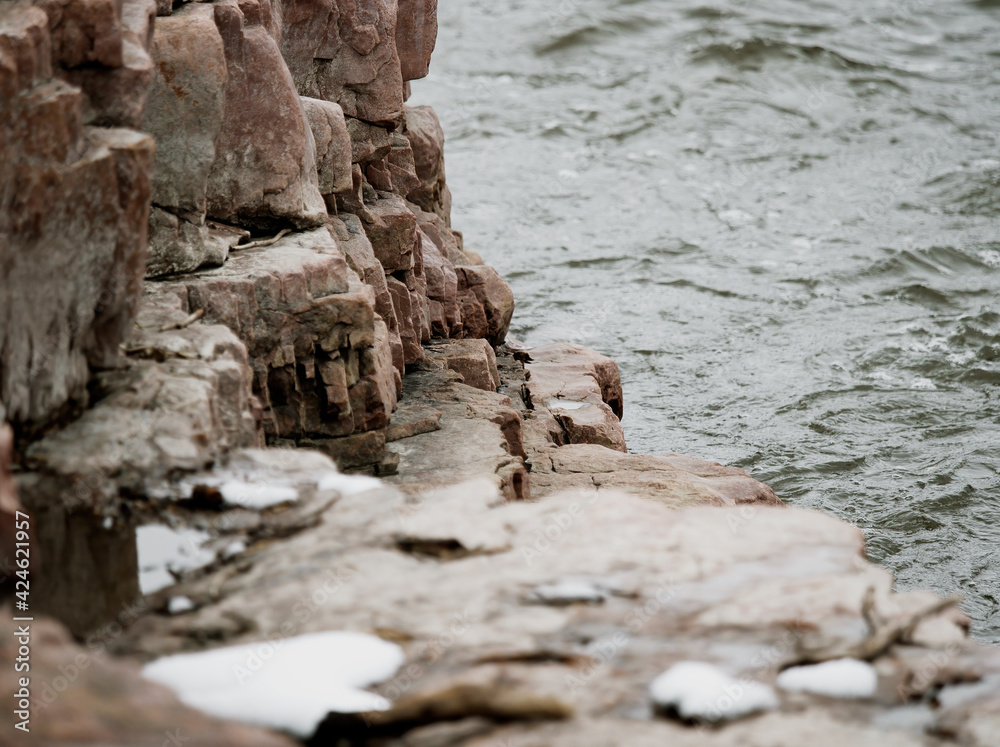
[
  {"left": 404, "top": 103, "right": 451, "bottom": 222},
  {"left": 0, "top": 2, "right": 154, "bottom": 428},
  {"left": 114, "top": 474, "right": 1000, "bottom": 745},
  {"left": 142, "top": 2, "right": 227, "bottom": 222},
  {"left": 152, "top": 227, "right": 397, "bottom": 441},
  {"left": 204, "top": 3, "right": 326, "bottom": 229},
  {"left": 385, "top": 361, "right": 528, "bottom": 502},
  {"left": 395, "top": 0, "right": 438, "bottom": 81},
  {"left": 302, "top": 96, "right": 354, "bottom": 201},
  {"left": 520, "top": 342, "right": 626, "bottom": 452},
  {"left": 15, "top": 292, "right": 260, "bottom": 635},
  {"left": 425, "top": 338, "right": 500, "bottom": 392},
  {"left": 0, "top": 425, "right": 23, "bottom": 599}
]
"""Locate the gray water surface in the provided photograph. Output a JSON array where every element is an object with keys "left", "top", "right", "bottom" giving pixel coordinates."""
[{"left": 412, "top": 0, "right": 1000, "bottom": 642}]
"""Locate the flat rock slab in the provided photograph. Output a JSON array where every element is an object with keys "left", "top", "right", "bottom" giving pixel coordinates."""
[
  {"left": 521, "top": 342, "right": 626, "bottom": 452},
  {"left": 384, "top": 364, "right": 528, "bottom": 502},
  {"left": 114, "top": 479, "right": 998, "bottom": 744},
  {"left": 424, "top": 338, "right": 500, "bottom": 392}
]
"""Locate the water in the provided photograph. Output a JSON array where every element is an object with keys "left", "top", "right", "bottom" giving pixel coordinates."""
[{"left": 411, "top": 0, "right": 1000, "bottom": 643}]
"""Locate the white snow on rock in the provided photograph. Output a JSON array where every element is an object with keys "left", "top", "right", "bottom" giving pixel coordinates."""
[
  {"left": 532, "top": 579, "right": 608, "bottom": 605},
  {"left": 777, "top": 658, "right": 877, "bottom": 699},
  {"left": 317, "top": 471, "right": 383, "bottom": 496},
  {"left": 218, "top": 480, "right": 299, "bottom": 509},
  {"left": 167, "top": 596, "right": 195, "bottom": 615},
  {"left": 545, "top": 398, "right": 589, "bottom": 411},
  {"left": 137, "top": 524, "right": 214, "bottom": 595},
  {"left": 650, "top": 661, "right": 778, "bottom": 722},
  {"left": 142, "top": 631, "right": 404, "bottom": 738},
  {"left": 222, "top": 539, "right": 247, "bottom": 559}
]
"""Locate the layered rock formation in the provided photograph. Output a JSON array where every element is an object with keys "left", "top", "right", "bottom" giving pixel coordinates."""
[{"left": 3, "top": 1, "right": 1000, "bottom": 745}]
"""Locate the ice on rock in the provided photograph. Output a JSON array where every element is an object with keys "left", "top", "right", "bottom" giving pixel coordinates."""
[
  {"left": 218, "top": 480, "right": 299, "bottom": 509},
  {"left": 649, "top": 661, "right": 778, "bottom": 722},
  {"left": 167, "top": 596, "right": 195, "bottom": 614},
  {"left": 317, "top": 471, "right": 383, "bottom": 496},
  {"left": 137, "top": 524, "right": 214, "bottom": 595},
  {"left": 532, "top": 579, "right": 608, "bottom": 605},
  {"left": 222, "top": 539, "right": 247, "bottom": 559},
  {"left": 142, "top": 631, "right": 404, "bottom": 738},
  {"left": 777, "top": 658, "right": 877, "bottom": 699},
  {"left": 545, "top": 398, "right": 589, "bottom": 411}
]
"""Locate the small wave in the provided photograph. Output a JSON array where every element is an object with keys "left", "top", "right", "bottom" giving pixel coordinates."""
[
  {"left": 688, "top": 37, "right": 872, "bottom": 71},
  {"left": 655, "top": 278, "right": 743, "bottom": 299},
  {"left": 923, "top": 161, "right": 1000, "bottom": 216}
]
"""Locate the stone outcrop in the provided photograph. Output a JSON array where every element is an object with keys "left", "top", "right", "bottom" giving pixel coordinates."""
[
  {"left": 112, "top": 476, "right": 999, "bottom": 745},
  {"left": 130, "top": 0, "right": 513, "bottom": 466},
  {"left": 0, "top": 2, "right": 154, "bottom": 430}
]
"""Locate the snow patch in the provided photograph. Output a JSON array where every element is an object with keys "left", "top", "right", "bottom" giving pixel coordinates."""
[
  {"left": 532, "top": 580, "right": 607, "bottom": 605},
  {"left": 167, "top": 596, "right": 195, "bottom": 615},
  {"left": 545, "top": 398, "right": 589, "bottom": 411},
  {"left": 650, "top": 661, "right": 778, "bottom": 722},
  {"left": 222, "top": 540, "right": 246, "bottom": 559},
  {"left": 317, "top": 471, "right": 383, "bottom": 496},
  {"left": 777, "top": 658, "right": 877, "bottom": 699},
  {"left": 137, "top": 524, "right": 214, "bottom": 595},
  {"left": 219, "top": 480, "right": 299, "bottom": 509},
  {"left": 142, "top": 631, "right": 404, "bottom": 738}
]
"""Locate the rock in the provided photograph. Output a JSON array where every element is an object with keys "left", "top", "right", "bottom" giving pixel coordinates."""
[
  {"left": 386, "top": 131, "right": 422, "bottom": 197},
  {"left": 60, "top": 0, "right": 157, "bottom": 127},
  {"left": 0, "top": 425, "right": 24, "bottom": 600},
  {"left": 456, "top": 265, "right": 515, "bottom": 347},
  {"left": 425, "top": 339, "right": 500, "bottom": 392},
  {"left": 1, "top": 1, "right": 154, "bottom": 428},
  {"left": 303, "top": 429, "right": 388, "bottom": 472},
  {"left": 330, "top": 214, "right": 405, "bottom": 383},
  {"left": 385, "top": 402, "right": 441, "bottom": 442},
  {"left": 535, "top": 444, "right": 782, "bottom": 507},
  {"left": 322, "top": 677, "right": 571, "bottom": 740},
  {"left": 520, "top": 342, "right": 624, "bottom": 452},
  {"left": 384, "top": 366, "right": 528, "bottom": 501},
  {"left": 16, "top": 292, "right": 260, "bottom": 635},
  {"left": 146, "top": 206, "right": 248, "bottom": 278},
  {"left": 301, "top": 96, "right": 354, "bottom": 200},
  {"left": 22, "top": 294, "right": 261, "bottom": 495},
  {"left": 204, "top": 2, "right": 326, "bottom": 229},
  {"left": 0, "top": 613, "right": 296, "bottom": 745},
  {"left": 345, "top": 115, "right": 393, "bottom": 165},
  {"left": 387, "top": 276, "right": 425, "bottom": 366},
  {"left": 153, "top": 228, "right": 396, "bottom": 440},
  {"left": 309, "top": 0, "right": 405, "bottom": 124},
  {"left": 363, "top": 190, "right": 419, "bottom": 273},
  {"left": 143, "top": 3, "right": 228, "bottom": 222},
  {"left": 524, "top": 342, "right": 623, "bottom": 418},
  {"left": 386, "top": 478, "right": 513, "bottom": 559},
  {"left": 404, "top": 104, "right": 450, "bottom": 222},
  {"left": 114, "top": 482, "right": 992, "bottom": 744},
  {"left": 38, "top": 0, "right": 124, "bottom": 68},
  {"left": 420, "top": 230, "right": 461, "bottom": 337},
  {"left": 395, "top": 0, "right": 438, "bottom": 82}
]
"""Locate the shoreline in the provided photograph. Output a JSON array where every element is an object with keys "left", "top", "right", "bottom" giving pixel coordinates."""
[{"left": 2, "top": 0, "right": 1000, "bottom": 743}]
